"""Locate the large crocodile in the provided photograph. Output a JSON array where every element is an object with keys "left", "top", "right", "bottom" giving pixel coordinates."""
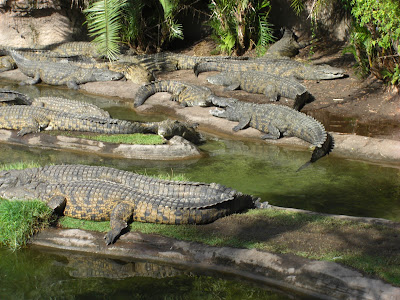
[
  {"left": 0, "top": 105, "right": 205, "bottom": 143},
  {"left": 0, "top": 90, "right": 111, "bottom": 117},
  {"left": 28, "top": 96, "right": 111, "bottom": 118},
  {"left": 0, "top": 105, "right": 162, "bottom": 136},
  {"left": 206, "top": 70, "right": 314, "bottom": 111},
  {"left": 0, "top": 164, "right": 243, "bottom": 201},
  {"left": 134, "top": 80, "right": 236, "bottom": 107},
  {"left": 48, "top": 41, "right": 102, "bottom": 58},
  {"left": 194, "top": 58, "right": 345, "bottom": 80},
  {"left": 119, "top": 52, "right": 248, "bottom": 74},
  {"left": 10, "top": 50, "right": 123, "bottom": 89},
  {"left": 209, "top": 98, "right": 333, "bottom": 170},
  {"left": 0, "top": 165, "right": 259, "bottom": 244}
]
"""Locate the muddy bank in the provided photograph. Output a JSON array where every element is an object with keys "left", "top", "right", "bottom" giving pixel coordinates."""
[
  {"left": 30, "top": 227, "right": 400, "bottom": 300},
  {"left": 1, "top": 68, "right": 399, "bottom": 166}
]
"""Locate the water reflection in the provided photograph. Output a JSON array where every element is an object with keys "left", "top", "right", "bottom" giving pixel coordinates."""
[
  {"left": 0, "top": 247, "right": 299, "bottom": 300},
  {"left": 0, "top": 80, "right": 399, "bottom": 221}
]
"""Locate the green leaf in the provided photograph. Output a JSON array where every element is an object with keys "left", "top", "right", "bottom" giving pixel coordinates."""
[{"left": 84, "top": 0, "right": 127, "bottom": 60}]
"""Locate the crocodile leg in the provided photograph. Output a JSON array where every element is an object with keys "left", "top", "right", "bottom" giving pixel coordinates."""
[
  {"left": 232, "top": 116, "right": 251, "bottom": 132},
  {"left": 66, "top": 81, "right": 80, "bottom": 90},
  {"left": 170, "top": 86, "right": 185, "bottom": 102},
  {"left": 17, "top": 119, "right": 43, "bottom": 136},
  {"left": 261, "top": 124, "right": 281, "bottom": 139},
  {"left": 264, "top": 85, "right": 280, "bottom": 102},
  {"left": 105, "top": 201, "right": 135, "bottom": 245},
  {"left": 47, "top": 195, "right": 67, "bottom": 215},
  {"left": 21, "top": 72, "right": 41, "bottom": 86},
  {"left": 224, "top": 83, "right": 241, "bottom": 91}
]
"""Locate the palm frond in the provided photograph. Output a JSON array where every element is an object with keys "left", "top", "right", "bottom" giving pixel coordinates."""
[
  {"left": 290, "top": 0, "right": 304, "bottom": 16},
  {"left": 84, "top": 0, "right": 127, "bottom": 60}
]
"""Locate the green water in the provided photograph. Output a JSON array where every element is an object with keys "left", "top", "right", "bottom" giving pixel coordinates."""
[
  {"left": 0, "top": 138, "right": 398, "bottom": 221},
  {"left": 0, "top": 247, "right": 298, "bottom": 300},
  {"left": 0, "top": 81, "right": 399, "bottom": 298}
]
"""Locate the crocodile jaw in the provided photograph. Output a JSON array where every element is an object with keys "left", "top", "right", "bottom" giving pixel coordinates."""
[{"left": 209, "top": 107, "right": 227, "bottom": 118}]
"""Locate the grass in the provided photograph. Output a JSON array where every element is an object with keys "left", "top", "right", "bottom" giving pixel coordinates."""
[
  {"left": 48, "top": 131, "right": 165, "bottom": 145},
  {"left": 0, "top": 199, "right": 53, "bottom": 250},
  {"left": 58, "top": 208, "right": 400, "bottom": 286},
  {"left": 0, "top": 162, "right": 399, "bottom": 286}
]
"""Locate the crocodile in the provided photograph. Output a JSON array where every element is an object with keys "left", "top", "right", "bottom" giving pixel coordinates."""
[
  {"left": 5, "top": 49, "right": 153, "bottom": 84},
  {"left": 29, "top": 96, "right": 111, "bottom": 118},
  {"left": 264, "top": 28, "right": 309, "bottom": 58},
  {"left": 206, "top": 70, "right": 314, "bottom": 111},
  {"left": 10, "top": 50, "right": 124, "bottom": 89},
  {"left": 194, "top": 58, "right": 345, "bottom": 80},
  {"left": 0, "top": 89, "right": 111, "bottom": 117},
  {"left": 104, "top": 61, "right": 154, "bottom": 83},
  {"left": 0, "top": 166, "right": 259, "bottom": 244},
  {"left": 156, "top": 119, "right": 205, "bottom": 144},
  {"left": 0, "top": 89, "right": 32, "bottom": 105},
  {"left": 119, "top": 52, "right": 248, "bottom": 74},
  {"left": 0, "top": 105, "right": 163, "bottom": 136},
  {"left": 0, "top": 164, "right": 245, "bottom": 201},
  {"left": 209, "top": 98, "right": 334, "bottom": 170},
  {"left": 0, "top": 104, "right": 205, "bottom": 144},
  {"left": 134, "top": 80, "right": 236, "bottom": 107},
  {"left": 48, "top": 41, "right": 102, "bottom": 58},
  {"left": 0, "top": 55, "right": 16, "bottom": 72}
]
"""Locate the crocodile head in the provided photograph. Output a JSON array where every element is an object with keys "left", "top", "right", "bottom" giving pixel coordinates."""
[
  {"left": 0, "top": 170, "right": 38, "bottom": 200},
  {"left": 0, "top": 184, "right": 39, "bottom": 201},
  {"left": 91, "top": 69, "right": 124, "bottom": 82},
  {"left": 306, "top": 64, "right": 345, "bottom": 80},
  {"left": 0, "top": 170, "right": 22, "bottom": 190},
  {"left": 157, "top": 120, "right": 191, "bottom": 139}
]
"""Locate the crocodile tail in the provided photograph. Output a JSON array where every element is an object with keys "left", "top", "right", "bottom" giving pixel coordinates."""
[
  {"left": 296, "top": 133, "right": 334, "bottom": 172},
  {"left": 194, "top": 61, "right": 221, "bottom": 77},
  {"left": 133, "top": 80, "right": 183, "bottom": 107}
]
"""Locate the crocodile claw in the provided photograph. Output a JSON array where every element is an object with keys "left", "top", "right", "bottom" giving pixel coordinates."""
[{"left": 104, "top": 230, "right": 120, "bottom": 245}]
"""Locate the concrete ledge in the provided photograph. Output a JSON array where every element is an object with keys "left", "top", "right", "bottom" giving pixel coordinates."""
[
  {"left": 30, "top": 228, "right": 400, "bottom": 300},
  {"left": 0, "top": 129, "right": 202, "bottom": 160}
]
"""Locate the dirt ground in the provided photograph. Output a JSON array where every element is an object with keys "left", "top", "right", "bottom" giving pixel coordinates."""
[{"left": 168, "top": 39, "right": 400, "bottom": 141}]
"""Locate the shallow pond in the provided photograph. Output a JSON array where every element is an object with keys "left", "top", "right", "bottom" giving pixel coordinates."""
[
  {"left": 0, "top": 247, "right": 302, "bottom": 300},
  {"left": 0, "top": 81, "right": 399, "bottom": 298}
]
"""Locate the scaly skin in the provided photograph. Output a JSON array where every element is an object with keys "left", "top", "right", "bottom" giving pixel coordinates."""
[
  {"left": 0, "top": 166, "right": 259, "bottom": 244},
  {"left": 49, "top": 41, "right": 101, "bottom": 58},
  {"left": 0, "top": 105, "right": 160, "bottom": 136},
  {"left": 0, "top": 89, "right": 110, "bottom": 117},
  {"left": 206, "top": 71, "right": 314, "bottom": 111},
  {"left": 156, "top": 119, "right": 205, "bottom": 144},
  {"left": 0, "top": 164, "right": 244, "bottom": 201},
  {"left": 10, "top": 50, "right": 123, "bottom": 89},
  {"left": 210, "top": 99, "right": 333, "bottom": 169},
  {"left": 30, "top": 96, "right": 111, "bottom": 118},
  {"left": 119, "top": 52, "right": 248, "bottom": 74},
  {"left": 0, "top": 89, "right": 32, "bottom": 105},
  {"left": 194, "top": 59, "right": 345, "bottom": 80},
  {"left": 264, "top": 28, "right": 309, "bottom": 58},
  {"left": 0, "top": 55, "right": 16, "bottom": 72},
  {"left": 134, "top": 80, "right": 223, "bottom": 107}
]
